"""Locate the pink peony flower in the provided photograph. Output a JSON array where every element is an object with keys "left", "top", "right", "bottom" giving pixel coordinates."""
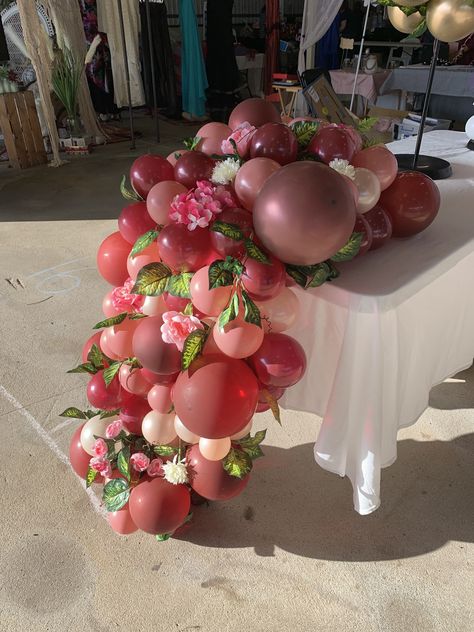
[
  {"left": 89, "top": 456, "right": 112, "bottom": 478},
  {"left": 93, "top": 437, "right": 108, "bottom": 457},
  {"left": 221, "top": 121, "right": 256, "bottom": 157},
  {"left": 147, "top": 458, "right": 164, "bottom": 477},
  {"left": 111, "top": 277, "right": 145, "bottom": 312},
  {"left": 160, "top": 311, "right": 204, "bottom": 351},
  {"left": 105, "top": 419, "right": 123, "bottom": 439},
  {"left": 130, "top": 452, "right": 150, "bottom": 472}
]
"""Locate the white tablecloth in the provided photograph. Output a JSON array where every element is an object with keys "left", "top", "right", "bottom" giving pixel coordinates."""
[
  {"left": 236, "top": 53, "right": 265, "bottom": 97},
  {"left": 281, "top": 131, "right": 474, "bottom": 515}
]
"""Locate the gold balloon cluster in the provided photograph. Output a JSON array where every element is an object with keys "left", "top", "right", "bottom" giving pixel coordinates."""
[{"left": 387, "top": 0, "right": 474, "bottom": 42}]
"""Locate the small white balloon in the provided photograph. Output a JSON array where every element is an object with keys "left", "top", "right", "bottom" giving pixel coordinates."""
[
  {"left": 142, "top": 410, "right": 177, "bottom": 444},
  {"left": 231, "top": 420, "right": 253, "bottom": 440},
  {"left": 174, "top": 416, "right": 200, "bottom": 444},
  {"left": 199, "top": 437, "right": 232, "bottom": 461},
  {"left": 80, "top": 415, "right": 118, "bottom": 456}
]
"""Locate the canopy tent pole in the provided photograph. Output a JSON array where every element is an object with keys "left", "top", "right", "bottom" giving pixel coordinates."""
[
  {"left": 349, "top": 0, "right": 371, "bottom": 113},
  {"left": 117, "top": 0, "right": 135, "bottom": 149},
  {"left": 144, "top": 0, "right": 160, "bottom": 143}
]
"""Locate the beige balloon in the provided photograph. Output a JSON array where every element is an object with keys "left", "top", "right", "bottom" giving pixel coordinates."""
[
  {"left": 231, "top": 420, "right": 253, "bottom": 440},
  {"left": 387, "top": 6, "right": 424, "bottom": 34},
  {"left": 141, "top": 295, "right": 167, "bottom": 317},
  {"left": 174, "top": 415, "right": 200, "bottom": 444},
  {"left": 142, "top": 410, "right": 177, "bottom": 445},
  {"left": 198, "top": 437, "right": 231, "bottom": 461},
  {"left": 80, "top": 415, "right": 118, "bottom": 456},
  {"left": 394, "top": 0, "right": 429, "bottom": 6},
  {"left": 426, "top": 0, "right": 474, "bottom": 42}
]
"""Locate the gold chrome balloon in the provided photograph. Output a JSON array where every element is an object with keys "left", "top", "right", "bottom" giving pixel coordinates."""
[
  {"left": 394, "top": 0, "right": 429, "bottom": 6},
  {"left": 426, "top": 0, "right": 474, "bottom": 42},
  {"left": 387, "top": 6, "right": 424, "bottom": 34}
]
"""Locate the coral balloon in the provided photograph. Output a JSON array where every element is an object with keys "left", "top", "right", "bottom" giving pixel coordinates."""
[
  {"left": 379, "top": 171, "right": 440, "bottom": 238},
  {"left": 352, "top": 146, "right": 398, "bottom": 191},
  {"left": 118, "top": 202, "right": 157, "bottom": 245},
  {"left": 352, "top": 167, "right": 381, "bottom": 214},
  {"left": 97, "top": 231, "right": 130, "bottom": 286},
  {"left": 108, "top": 506, "right": 138, "bottom": 535},
  {"left": 209, "top": 207, "right": 253, "bottom": 257},
  {"left": 426, "top": 0, "right": 474, "bottom": 42},
  {"left": 129, "top": 478, "right": 191, "bottom": 535},
  {"left": 69, "top": 424, "right": 102, "bottom": 480},
  {"left": 119, "top": 365, "right": 151, "bottom": 397},
  {"left": 119, "top": 394, "right": 151, "bottom": 434},
  {"left": 187, "top": 444, "right": 249, "bottom": 500},
  {"left": 174, "top": 416, "right": 200, "bottom": 443},
  {"left": 102, "top": 291, "right": 123, "bottom": 318},
  {"left": 253, "top": 161, "right": 356, "bottom": 265},
  {"left": 364, "top": 204, "right": 393, "bottom": 250},
  {"left": 353, "top": 213, "right": 373, "bottom": 256},
  {"left": 213, "top": 316, "right": 264, "bottom": 359},
  {"left": 199, "top": 437, "right": 231, "bottom": 461},
  {"left": 141, "top": 295, "right": 167, "bottom": 316},
  {"left": 158, "top": 223, "right": 213, "bottom": 272},
  {"left": 142, "top": 410, "right": 177, "bottom": 444},
  {"left": 234, "top": 157, "right": 281, "bottom": 211},
  {"left": 127, "top": 242, "right": 160, "bottom": 280},
  {"left": 146, "top": 181, "right": 187, "bottom": 225},
  {"left": 196, "top": 122, "right": 232, "bottom": 156},
  {"left": 249, "top": 333, "right": 306, "bottom": 388},
  {"left": 249, "top": 123, "right": 298, "bottom": 166},
  {"left": 190, "top": 265, "right": 233, "bottom": 316},
  {"left": 173, "top": 355, "right": 259, "bottom": 439},
  {"left": 167, "top": 149, "right": 189, "bottom": 166},
  {"left": 130, "top": 154, "right": 175, "bottom": 199},
  {"left": 80, "top": 414, "right": 117, "bottom": 455},
  {"left": 228, "top": 97, "right": 281, "bottom": 130},
  {"left": 242, "top": 254, "right": 286, "bottom": 301},
  {"left": 100, "top": 329, "right": 122, "bottom": 361},
  {"left": 132, "top": 316, "right": 182, "bottom": 375},
  {"left": 308, "top": 126, "right": 356, "bottom": 164},
  {"left": 87, "top": 371, "right": 122, "bottom": 410},
  {"left": 104, "top": 319, "right": 139, "bottom": 359},
  {"left": 256, "top": 287, "right": 299, "bottom": 333},
  {"left": 387, "top": 6, "right": 424, "bottom": 33},
  {"left": 147, "top": 384, "right": 172, "bottom": 413},
  {"left": 174, "top": 151, "right": 215, "bottom": 189},
  {"left": 81, "top": 331, "right": 103, "bottom": 363}
]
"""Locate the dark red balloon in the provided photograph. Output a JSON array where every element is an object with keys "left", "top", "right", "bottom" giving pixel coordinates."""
[
  {"left": 174, "top": 151, "right": 215, "bottom": 189},
  {"left": 96, "top": 231, "right": 131, "bottom": 287},
  {"left": 87, "top": 370, "right": 122, "bottom": 410},
  {"left": 118, "top": 202, "right": 157, "bottom": 245},
  {"left": 364, "top": 204, "right": 393, "bottom": 250},
  {"left": 209, "top": 207, "right": 253, "bottom": 257},
  {"left": 69, "top": 424, "right": 103, "bottom": 482},
  {"left": 187, "top": 444, "right": 249, "bottom": 500},
  {"left": 119, "top": 393, "right": 151, "bottom": 434},
  {"left": 248, "top": 333, "right": 306, "bottom": 388},
  {"left": 158, "top": 223, "right": 213, "bottom": 272},
  {"left": 379, "top": 171, "right": 440, "bottom": 237},
  {"left": 308, "top": 127, "right": 356, "bottom": 164},
  {"left": 256, "top": 384, "right": 285, "bottom": 412},
  {"left": 132, "top": 316, "right": 182, "bottom": 375},
  {"left": 249, "top": 123, "right": 298, "bottom": 166},
  {"left": 353, "top": 213, "right": 373, "bottom": 256},
  {"left": 228, "top": 97, "right": 281, "bottom": 130},
  {"left": 81, "top": 331, "right": 104, "bottom": 364},
  {"left": 242, "top": 253, "right": 286, "bottom": 301},
  {"left": 129, "top": 477, "right": 191, "bottom": 534},
  {"left": 130, "top": 154, "right": 175, "bottom": 199}
]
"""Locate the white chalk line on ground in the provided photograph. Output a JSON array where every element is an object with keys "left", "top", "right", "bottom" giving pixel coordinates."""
[{"left": 0, "top": 384, "right": 107, "bottom": 519}]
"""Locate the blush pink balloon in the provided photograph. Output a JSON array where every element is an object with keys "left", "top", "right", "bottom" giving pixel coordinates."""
[
  {"left": 213, "top": 316, "right": 264, "bottom": 359},
  {"left": 256, "top": 287, "right": 299, "bottom": 333},
  {"left": 351, "top": 145, "right": 398, "bottom": 191},
  {"left": 142, "top": 410, "right": 177, "bottom": 444},
  {"left": 104, "top": 319, "right": 139, "bottom": 359},
  {"left": 353, "top": 167, "right": 381, "bottom": 214},
  {"left": 174, "top": 415, "right": 200, "bottom": 443},
  {"left": 167, "top": 149, "right": 189, "bottom": 166},
  {"left": 141, "top": 295, "right": 167, "bottom": 316},
  {"left": 146, "top": 181, "right": 187, "bottom": 225},
  {"left": 190, "top": 265, "right": 233, "bottom": 316},
  {"left": 127, "top": 242, "right": 160, "bottom": 280},
  {"left": 102, "top": 290, "right": 124, "bottom": 318},
  {"left": 97, "top": 232, "right": 131, "bottom": 287},
  {"left": 100, "top": 329, "right": 122, "bottom": 361},
  {"left": 119, "top": 365, "right": 151, "bottom": 397},
  {"left": 108, "top": 506, "right": 138, "bottom": 535},
  {"left": 198, "top": 437, "right": 231, "bottom": 461},
  {"left": 234, "top": 157, "right": 281, "bottom": 211},
  {"left": 196, "top": 122, "right": 232, "bottom": 156},
  {"left": 147, "top": 383, "right": 173, "bottom": 413}
]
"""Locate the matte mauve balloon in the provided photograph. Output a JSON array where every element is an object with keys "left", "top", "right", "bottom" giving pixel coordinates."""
[
  {"left": 234, "top": 157, "right": 281, "bottom": 211},
  {"left": 352, "top": 167, "right": 381, "bottom": 214},
  {"left": 253, "top": 162, "right": 357, "bottom": 265},
  {"left": 69, "top": 424, "right": 103, "bottom": 481},
  {"left": 249, "top": 123, "right": 298, "bottom": 166},
  {"left": 81, "top": 331, "right": 103, "bottom": 363},
  {"left": 119, "top": 393, "right": 151, "bottom": 434},
  {"left": 308, "top": 126, "right": 356, "bottom": 164},
  {"left": 119, "top": 365, "right": 151, "bottom": 397},
  {"left": 104, "top": 319, "right": 139, "bottom": 359},
  {"left": 102, "top": 290, "right": 124, "bottom": 318},
  {"left": 146, "top": 181, "right": 187, "bottom": 225},
  {"left": 242, "top": 253, "right": 286, "bottom": 301},
  {"left": 353, "top": 213, "right": 373, "bottom": 256},
  {"left": 133, "top": 316, "right": 182, "bottom": 375},
  {"left": 127, "top": 242, "right": 160, "bottom": 280},
  {"left": 87, "top": 371, "right": 122, "bottom": 411},
  {"left": 187, "top": 444, "right": 250, "bottom": 500},
  {"left": 173, "top": 354, "right": 259, "bottom": 439},
  {"left": 248, "top": 333, "right": 306, "bottom": 388},
  {"left": 108, "top": 506, "right": 138, "bottom": 535},
  {"left": 147, "top": 384, "right": 172, "bottom": 413},
  {"left": 130, "top": 154, "right": 175, "bottom": 199},
  {"left": 118, "top": 202, "right": 157, "bottom": 245},
  {"left": 209, "top": 207, "right": 253, "bottom": 257},
  {"left": 196, "top": 122, "right": 231, "bottom": 156},
  {"left": 228, "top": 97, "right": 281, "bottom": 130},
  {"left": 174, "top": 151, "right": 215, "bottom": 189},
  {"left": 352, "top": 145, "right": 398, "bottom": 191},
  {"left": 364, "top": 204, "right": 393, "bottom": 250},
  {"left": 97, "top": 232, "right": 130, "bottom": 286},
  {"left": 379, "top": 171, "right": 440, "bottom": 238},
  {"left": 190, "top": 266, "right": 233, "bottom": 317},
  {"left": 129, "top": 478, "right": 190, "bottom": 535},
  {"left": 158, "top": 223, "right": 213, "bottom": 272}
]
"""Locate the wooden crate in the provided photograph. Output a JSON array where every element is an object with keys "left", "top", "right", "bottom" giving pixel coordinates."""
[{"left": 0, "top": 91, "right": 47, "bottom": 169}]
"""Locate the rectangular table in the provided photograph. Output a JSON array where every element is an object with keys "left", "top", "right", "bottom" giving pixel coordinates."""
[
  {"left": 329, "top": 69, "right": 392, "bottom": 114},
  {"left": 281, "top": 131, "right": 474, "bottom": 515}
]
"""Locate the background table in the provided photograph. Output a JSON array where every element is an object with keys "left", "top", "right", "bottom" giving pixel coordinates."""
[
  {"left": 281, "top": 131, "right": 474, "bottom": 515},
  {"left": 329, "top": 69, "right": 391, "bottom": 114},
  {"left": 236, "top": 53, "right": 265, "bottom": 98}
]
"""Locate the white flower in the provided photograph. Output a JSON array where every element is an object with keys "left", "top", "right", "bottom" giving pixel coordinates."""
[
  {"left": 162, "top": 454, "right": 189, "bottom": 485},
  {"left": 329, "top": 158, "right": 356, "bottom": 180},
  {"left": 211, "top": 158, "right": 241, "bottom": 185}
]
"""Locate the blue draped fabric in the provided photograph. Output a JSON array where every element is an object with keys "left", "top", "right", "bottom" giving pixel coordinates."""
[
  {"left": 179, "top": 0, "right": 208, "bottom": 117},
  {"left": 316, "top": 13, "right": 341, "bottom": 71}
]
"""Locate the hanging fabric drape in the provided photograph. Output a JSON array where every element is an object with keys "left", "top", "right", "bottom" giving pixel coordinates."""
[
  {"left": 206, "top": 0, "right": 239, "bottom": 93},
  {"left": 298, "top": 0, "right": 344, "bottom": 76},
  {"left": 264, "top": 0, "right": 279, "bottom": 95},
  {"left": 179, "top": 0, "right": 208, "bottom": 119}
]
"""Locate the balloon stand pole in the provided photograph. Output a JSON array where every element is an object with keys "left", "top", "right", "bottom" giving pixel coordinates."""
[
  {"left": 145, "top": 0, "right": 160, "bottom": 144},
  {"left": 467, "top": 140, "right": 474, "bottom": 151},
  {"left": 118, "top": 0, "right": 135, "bottom": 151},
  {"left": 395, "top": 38, "right": 452, "bottom": 180},
  {"left": 349, "top": 0, "right": 371, "bottom": 114}
]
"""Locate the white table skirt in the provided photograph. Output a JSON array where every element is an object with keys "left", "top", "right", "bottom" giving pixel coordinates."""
[{"left": 281, "top": 131, "right": 474, "bottom": 515}]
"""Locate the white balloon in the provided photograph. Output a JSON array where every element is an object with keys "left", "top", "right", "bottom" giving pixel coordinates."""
[
  {"left": 141, "top": 295, "right": 167, "bottom": 316},
  {"left": 199, "top": 437, "right": 232, "bottom": 461},
  {"left": 465, "top": 115, "right": 474, "bottom": 141},
  {"left": 174, "top": 416, "right": 200, "bottom": 444},
  {"left": 80, "top": 415, "right": 118, "bottom": 456}
]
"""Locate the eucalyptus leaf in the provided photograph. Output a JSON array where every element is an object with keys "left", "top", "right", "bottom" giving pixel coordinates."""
[
  {"left": 132, "top": 262, "right": 172, "bottom": 296},
  {"left": 102, "top": 478, "right": 130, "bottom": 512}
]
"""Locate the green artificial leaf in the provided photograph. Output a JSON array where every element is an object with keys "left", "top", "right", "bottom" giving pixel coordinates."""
[
  {"left": 86, "top": 465, "right": 98, "bottom": 488},
  {"left": 239, "top": 429, "right": 267, "bottom": 448},
  {"left": 99, "top": 408, "right": 121, "bottom": 419},
  {"left": 59, "top": 407, "right": 87, "bottom": 420},
  {"left": 222, "top": 447, "right": 253, "bottom": 479},
  {"left": 183, "top": 135, "right": 201, "bottom": 151},
  {"left": 93, "top": 312, "right": 128, "bottom": 330},
  {"left": 130, "top": 229, "right": 158, "bottom": 258},
  {"left": 183, "top": 302, "right": 194, "bottom": 316},
  {"left": 218, "top": 292, "right": 240, "bottom": 330},
  {"left": 84, "top": 409, "right": 99, "bottom": 419},
  {"left": 102, "top": 478, "right": 130, "bottom": 512},
  {"left": 132, "top": 262, "right": 172, "bottom": 296},
  {"left": 261, "top": 389, "right": 282, "bottom": 424},
  {"left": 244, "top": 238, "right": 270, "bottom": 264},
  {"left": 117, "top": 445, "right": 131, "bottom": 482},
  {"left": 167, "top": 272, "right": 193, "bottom": 298},
  {"left": 155, "top": 533, "right": 171, "bottom": 541},
  {"left": 410, "top": 18, "right": 427, "bottom": 38},
  {"left": 181, "top": 329, "right": 208, "bottom": 371},
  {"left": 331, "top": 232, "right": 364, "bottom": 262},
  {"left": 241, "top": 290, "right": 262, "bottom": 328},
  {"left": 223, "top": 256, "right": 244, "bottom": 278},
  {"left": 286, "top": 265, "right": 307, "bottom": 288},
  {"left": 103, "top": 362, "right": 122, "bottom": 387},
  {"left": 208, "top": 260, "right": 234, "bottom": 290},
  {"left": 306, "top": 262, "right": 333, "bottom": 288},
  {"left": 128, "top": 312, "right": 147, "bottom": 320},
  {"left": 361, "top": 135, "right": 383, "bottom": 149},
  {"left": 67, "top": 362, "right": 98, "bottom": 375},
  {"left": 87, "top": 344, "right": 104, "bottom": 370},
  {"left": 292, "top": 120, "right": 320, "bottom": 148},
  {"left": 210, "top": 221, "right": 244, "bottom": 241},
  {"left": 242, "top": 444, "right": 264, "bottom": 460},
  {"left": 181, "top": 511, "right": 193, "bottom": 526},
  {"left": 153, "top": 445, "right": 179, "bottom": 457},
  {"left": 357, "top": 117, "right": 378, "bottom": 133},
  {"left": 120, "top": 175, "right": 143, "bottom": 201}
]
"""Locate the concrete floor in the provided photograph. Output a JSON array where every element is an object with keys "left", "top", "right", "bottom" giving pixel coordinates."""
[{"left": 0, "top": 114, "right": 473, "bottom": 632}]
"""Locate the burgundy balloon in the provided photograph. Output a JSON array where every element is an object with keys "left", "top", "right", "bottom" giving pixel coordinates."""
[
  {"left": 130, "top": 154, "right": 175, "bottom": 199},
  {"left": 363, "top": 204, "right": 393, "bottom": 250},
  {"left": 96, "top": 231, "right": 131, "bottom": 287},
  {"left": 353, "top": 213, "right": 373, "bottom": 256},
  {"left": 253, "top": 161, "right": 357, "bottom": 265},
  {"left": 129, "top": 477, "right": 191, "bottom": 535},
  {"left": 132, "top": 316, "right": 182, "bottom": 375},
  {"left": 187, "top": 444, "right": 250, "bottom": 500},
  {"left": 118, "top": 201, "right": 157, "bottom": 245},
  {"left": 158, "top": 223, "right": 213, "bottom": 272},
  {"left": 249, "top": 123, "right": 298, "bottom": 166},
  {"left": 379, "top": 171, "right": 440, "bottom": 238},
  {"left": 210, "top": 207, "right": 253, "bottom": 257},
  {"left": 308, "top": 126, "right": 356, "bottom": 164},
  {"left": 119, "top": 393, "right": 151, "bottom": 434},
  {"left": 256, "top": 384, "right": 285, "bottom": 412},
  {"left": 228, "top": 97, "right": 281, "bottom": 130},
  {"left": 174, "top": 151, "right": 215, "bottom": 189},
  {"left": 87, "top": 370, "right": 122, "bottom": 410},
  {"left": 242, "top": 253, "right": 286, "bottom": 301},
  {"left": 69, "top": 424, "right": 103, "bottom": 481},
  {"left": 248, "top": 333, "right": 307, "bottom": 388}
]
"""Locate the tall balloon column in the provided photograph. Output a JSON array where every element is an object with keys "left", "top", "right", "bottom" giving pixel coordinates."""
[{"left": 64, "top": 98, "right": 440, "bottom": 540}]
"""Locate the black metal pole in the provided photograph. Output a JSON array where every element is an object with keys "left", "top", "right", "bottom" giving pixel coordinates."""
[
  {"left": 412, "top": 38, "right": 440, "bottom": 170},
  {"left": 118, "top": 0, "right": 135, "bottom": 150},
  {"left": 145, "top": 0, "right": 160, "bottom": 143}
]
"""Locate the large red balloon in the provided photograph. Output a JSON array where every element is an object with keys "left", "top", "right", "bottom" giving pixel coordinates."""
[
  {"left": 174, "top": 151, "right": 215, "bottom": 189},
  {"left": 249, "top": 123, "right": 298, "bottom": 166},
  {"left": 253, "top": 161, "right": 357, "bottom": 265},
  {"left": 210, "top": 207, "right": 253, "bottom": 257},
  {"left": 69, "top": 424, "right": 103, "bottom": 481},
  {"left": 158, "top": 223, "right": 213, "bottom": 272},
  {"left": 308, "top": 126, "right": 356, "bottom": 164},
  {"left": 248, "top": 333, "right": 306, "bottom": 388},
  {"left": 353, "top": 213, "right": 373, "bottom": 256},
  {"left": 130, "top": 154, "right": 175, "bottom": 199},
  {"left": 118, "top": 202, "right": 157, "bottom": 245},
  {"left": 132, "top": 316, "right": 182, "bottom": 375},
  {"left": 173, "top": 355, "right": 259, "bottom": 439},
  {"left": 119, "top": 393, "right": 151, "bottom": 434},
  {"left": 364, "top": 204, "right": 393, "bottom": 250},
  {"left": 187, "top": 444, "right": 249, "bottom": 500},
  {"left": 228, "top": 98, "right": 281, "bottom": 130},
  {"left": 242, "top": 253, "right": 286, "bottom": 301},
  {"left": 87, "top": 370, "right": 123, "bottom": 410},
  {"left": 129, "top": 477, "right": 190, "bottom": 535},
  {"left": 379, "top": 171, "right": 440, "bottom": 237},
  {"left": 97, "top": 231, "right": 130, "bottom": 286}
]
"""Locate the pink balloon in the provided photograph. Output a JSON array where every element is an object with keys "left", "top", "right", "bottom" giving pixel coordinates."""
[
  {"left": 141, "top": 295, "right": 167, "bottom": 316},
  {"left": 308, "top": 126, "right": 356, "bottom": 164},
  {"left": 213, "top": 315, "right": 264, "bottom": 359},
  {"left": 108, "top": 506, "right": 138, "bottom": 535},
  {"left": 351, "top": 145, "right": 398, "bottom": 191},
  {"left": 102, "top": 290, "right": 123, "bottom": 318},
  {"left": 147, "top": 383, "right": 173, "bottom": 413},
  {"left": 196, "top": 122, "right": 232, "bottom": 156},
  {"left": 228, "top": 97, "right": 281, "bottom": 130},
  {"left": 97, "top": 232, "right": 131, "bottom": 287},
  {"left": 146, "top": 181, "right": 187, "bottom": 225},
  {"left": 141, "top": 368, "right": 179, "bottom": 386},
  {"left": 353, "top": 213, "right": 373, "bottom": 256},
  {"left": 353, "top": 167, "right": 381, "bottom": 214},
  {"left": 127, "top": 242, "right": 160, "bottom": 280},
  {"left": 174, "top": 416, "right": 200, "bottom": 443},
  {"left": 104, "top": 319, "right": 139, "bottom": 359},
  {"left": 167, "top": 149, "right": 189, "bottom": 166},
  {"left": 119, "top": 365, "right": 151, "bottom": 396},
  {"left": 248, "top": 333, "right": 307, "bottom": 388},
  {"left": 82, "top": 331, "right": 103, "bottom": 364},
  {"left": 234, "top": 157, "right": 281, "bottom": 211},
  {"left": 198, "top": 437, "right": 231, "bottom": 461},
  {"left": 256, "top": 287, "right": 299, "bottom": 333},
  {"left": 118, "top": 201, "right": 157, "bottom": 245},
  {"left": 100, "top": 329, "right": 122, "bottom": 361},
  {"left": 190, "top": 265, "right": 233, "bottom": 316},
  {"left": 142, "top": 410, "right": 177, "bottom": 444}
]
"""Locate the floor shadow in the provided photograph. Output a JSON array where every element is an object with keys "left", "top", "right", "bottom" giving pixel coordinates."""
[
  {"left": 429, "top": 364, "right": 474, "bottom": 410},
  {"left": 177, "top": 433, "right": 474, "bottom": 561}
]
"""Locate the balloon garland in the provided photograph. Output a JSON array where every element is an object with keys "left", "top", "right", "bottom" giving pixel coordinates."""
[{"left": 63, "top": 98, "right": 441, "bottom": 540}]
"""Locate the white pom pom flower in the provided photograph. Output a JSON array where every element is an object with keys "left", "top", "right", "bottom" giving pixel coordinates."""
[
  {"left": 162, "top": 454, "right": 189, "bottom": 485},
  {"left": 329, "top": 158, "right": 356, "bottom": 180},
  {"left": 211, "top": 158, "right": 241, "bottom": 185}
]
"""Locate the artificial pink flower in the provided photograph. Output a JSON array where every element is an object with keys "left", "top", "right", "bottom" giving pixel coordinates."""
[
  {"left": 92, "top": 437, "right": 108, "bottom": 457},
  {"left": 169, "top": 180, "right": 234, "bottom": 230},
  {"left": 89, "top": 456, "right": 112, "bottom": 478},
  {"left": 105, "top": 419, "right": 123, "bottom": 439},
  {"left": 188, "top": 207, "right": 213, "bottom": 231},
  {"left": 160, "top": 311, "right": 204, "bottom": 351},
  {"left": 147, "top": 458, "right": 164, "bottom": 477},
  {"left": 111, "top": 277, "right": 145, "bottom": 312},
  {"left": 130, "top": 452, "right": 150, "bottom": 472},
  {"left": 221, "top": 121, "right": 256, "bottom": 157}
]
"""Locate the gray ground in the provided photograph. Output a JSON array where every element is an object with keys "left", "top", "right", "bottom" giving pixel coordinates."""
[{"left": 0, "top": 115, "right": 473, "bottom": 632}]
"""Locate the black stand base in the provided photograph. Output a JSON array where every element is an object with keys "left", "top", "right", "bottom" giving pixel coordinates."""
[
  {"left": 395, "top": 154, "right": 452, "bottom": 180},
  {"left": 468, "top": 140, "right": 474, "bottom": 151}
]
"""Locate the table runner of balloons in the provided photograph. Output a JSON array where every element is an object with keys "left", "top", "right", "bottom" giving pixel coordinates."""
[{"left": 63, "top": 98, "right": 440, "bottom": 539}]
